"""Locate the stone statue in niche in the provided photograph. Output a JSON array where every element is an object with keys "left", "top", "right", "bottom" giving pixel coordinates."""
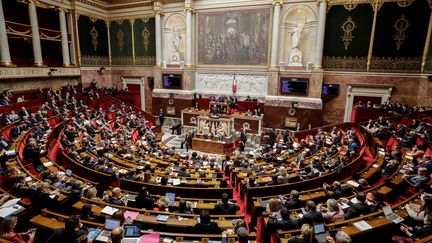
[
  {"left": 288, "top": 22, "right": 305, "bottom": 67},
  {"left": 173, "top": 28, "right": 182, "bottom": 52}
]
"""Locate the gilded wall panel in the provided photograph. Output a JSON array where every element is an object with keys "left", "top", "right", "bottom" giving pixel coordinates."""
[
  {"left": 78, "top": 15, "right": 109, "bottom": 66},
  {"left": 323, "top": 4, "right": 373, "bottom": 71}
]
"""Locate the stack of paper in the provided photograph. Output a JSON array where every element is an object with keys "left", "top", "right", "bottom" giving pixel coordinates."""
[
  {"left": 353, "top": 220, "right": 373, "bottom": 231},
  {"left": 101, "top": 206, "right": 119, "bottom": 215}
]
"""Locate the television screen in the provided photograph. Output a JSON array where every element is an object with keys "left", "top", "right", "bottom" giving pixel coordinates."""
[
  {"left": 280, "top": 77, "right": 309, "bottom": 95},
  {"left": 162, "top": 74, "right": 182, "bottom": 88},
  {"left": 322, "top": 84, "right": 340, "bottom": 95}
]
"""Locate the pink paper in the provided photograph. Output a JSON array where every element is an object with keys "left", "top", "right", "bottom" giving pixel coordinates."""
[
  {"left": 124, "top": 210, "right": 140, "bottom": 220},
  {"left": 140, "top": 232, "right": 160, "bottom": 243}
]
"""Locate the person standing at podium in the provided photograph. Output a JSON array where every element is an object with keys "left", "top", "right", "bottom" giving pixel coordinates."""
[
  {"left": 239, "top": 129, "right": 247, "bottom": 152},
  {"left": 157, "top": 109, "right": 165, "bottom": 125},
  {"left": 211, "top": 105, "right": 220, "bottom": 116}
]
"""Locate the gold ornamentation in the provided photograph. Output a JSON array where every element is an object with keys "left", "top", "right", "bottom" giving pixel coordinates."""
[
  {"left": 117, "top": 29, "right": 125, "bottom": 52},
  {"left": 370, "top": 56, "right": 421, "bottom": 73},
  {"left": 81, "top": 55, "right": 110, "bottom": 66},
  {"left": 115, "top": 20, "right": 123, "bottom": 25},
  {"left": 371, "top": 0, "right": 383, "bottom": 12},
  {"left": 89, "top": 17, "right": 98, "bottom": 23},
  {"left": 393, "top": 15, "right": 410, "bottom": 51},
  {"left": 340, "top": 16, "right": 357, "bottom": 50},
  {"left": 397, "top": 0, "right": 413, "bottom": 7},
  {"left": 90, "top": 26, "right": 99, "bottom": 52},
  {"left": 142, "top": 27, "right": 150, "bottom": 52},
  {"left": 323, "top": 56, "right": 367, "bottom": 71},
  {"left": 142, "top": 18, "right": 150, "bottom": 23},
  {"left": 343, "top": 0, "right": 358, "bottom": 11}
]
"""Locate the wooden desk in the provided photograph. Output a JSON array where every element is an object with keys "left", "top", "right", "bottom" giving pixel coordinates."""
[{"left": 192, "top": 138, "right": 226, "bottom": 154}]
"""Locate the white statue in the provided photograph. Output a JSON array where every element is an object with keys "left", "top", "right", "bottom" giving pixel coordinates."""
[
  {"left": 173, "top": 28, "right": 182, "bottom": 52},
  {"left": 291, "top": 23, "right": 304, "bottom": 50},
  {"left": 216, "top": 122, "right": 228, "bottom": 139}
]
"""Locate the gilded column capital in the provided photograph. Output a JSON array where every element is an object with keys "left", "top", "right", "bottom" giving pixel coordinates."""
[
  {"left": 105, "top": 20, "right": 110, "bottom": 28},
  {"left": 129, "top": 18, "right": 135, "bottom": 26},
  {"left": 154, "top": 10, "right": 164, "bottom": 16},
  {"left": 185, "top": 7, "right": 195, "bottom": 13},
  {"left": 273, "top": 0, "right": 283, "bottom": 6}
]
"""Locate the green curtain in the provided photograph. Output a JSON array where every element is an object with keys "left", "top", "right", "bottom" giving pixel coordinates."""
[
  {"left": 134, "top": 18, "right": 156, "bottom": 66},
  {"left": 110, "top": 20, "right": 133, "bottom": 65},
  {"left": 78, "top": 15, "right": 109, "bottom": 66}
]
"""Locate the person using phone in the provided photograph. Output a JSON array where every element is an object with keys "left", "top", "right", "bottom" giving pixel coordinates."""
[{"left": 0, "top": 216, "right": 36, "bottom": 243}]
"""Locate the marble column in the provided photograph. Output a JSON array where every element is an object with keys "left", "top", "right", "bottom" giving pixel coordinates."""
[
  {"left": 59, "top": 9, "right": 71, "bottom": 66},
  {"left": 313, "top": 0, "right": 327, "bottom": 70},
  {"left": 28, "top": 0, "right": 43, "bottom": 66},
  {"left": 270, "top": 1, "right": 282, "bottom": 68},
  {"left": 185, "top": 8, "right": 193, "bottom": 67},
  {"left": 155, "top": 11, "right": 162, "bottom": 66},
  {"left": 0, "top": 0, "right": 12, "bottom": 66}
]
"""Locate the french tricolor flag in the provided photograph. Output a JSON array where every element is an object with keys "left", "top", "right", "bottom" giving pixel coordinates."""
[{"left": 233, "top": 75, "right": 237, "bottom": 93}]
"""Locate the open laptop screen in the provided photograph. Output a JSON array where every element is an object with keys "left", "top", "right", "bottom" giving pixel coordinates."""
[
  {"left": 382, "top": 206, "right": 393, "bottom": 216},
  {"left": 314, "top": 223, "right": 325, "bottom": 234},
  {"left": 104, "top": 218, "right": 121, "bottom": 230},
  {"left": 124, "top": 224, "right": 141, "bottom": 237}
]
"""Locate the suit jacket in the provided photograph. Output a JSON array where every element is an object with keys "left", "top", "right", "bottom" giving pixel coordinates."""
[
  {"left": 214, "top": 203, "right": 240, "bottom": 215},
  {"left": 192, "top": 222, "right": 221, "bottom": 234},
  {"left": 344, "top": 201, "right": 371, "bottom": 219},
  {"left": 299, "top": 211, "right": 323, "bottom": 225}
]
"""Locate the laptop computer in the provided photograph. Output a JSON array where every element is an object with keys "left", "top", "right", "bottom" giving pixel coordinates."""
[
  {"left": 314, "top": 222, "right": 327, "bottom": 243},
  {"left": 165, "top": 192, "right": 175, "bottom": 206},
  {"left": 121, "top": 224, "right": 141, "bottom": 243},
  {"left": 95, "top": 218, "right": 121, "bottom": 242},
  {"left": 66, "top": 169, "right": 73, "bottom": 177},
  {"left": 383, "top": 205, "right": 404, "bottom": 224}
]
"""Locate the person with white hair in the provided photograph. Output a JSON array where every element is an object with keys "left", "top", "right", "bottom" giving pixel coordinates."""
[{"left": 326, "top": 231, "right": 352, "bottom": 243}]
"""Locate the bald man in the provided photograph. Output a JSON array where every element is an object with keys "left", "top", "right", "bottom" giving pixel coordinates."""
[{"left": 109, "top": 227, "right": 123, "bottom": 243}]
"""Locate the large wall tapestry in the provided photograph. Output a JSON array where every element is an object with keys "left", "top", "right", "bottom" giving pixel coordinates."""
[
  {"left": 78, "top": 15, "right": 109, "bottom": 66},
  {"left": 134, "top": 18, "right": 156, "bottom": 65},
  {"left": 110, "top": 20, "right": 133, "bottom": 65},
  {"left": 371, "top": 0, "right": 429, "bottom": 73},
  {"left": 197, "top": 8, "right": 270, "bottom": 66},
  {"left": 323, "top": 4, "right": 373, "bottom": 71}
]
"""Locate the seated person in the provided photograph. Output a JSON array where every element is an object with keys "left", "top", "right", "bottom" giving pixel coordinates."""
[
  {"left": 192, "top": 210, "right": 221, "bottom": 234},
  {"left": 46, "top": 215, "right": 87, "bottom": 243},
  {"left": 174, "top": 199, "right": 193, "bottom": 214},
  {"left": 323, "top": 181, "right": 350, "bottom": 199},
  {"left": 283, "top": 190, "right": 302, "bottom": 209},
  {"left": 325, "top": 231, "right": 352, "bottom": 243},
  {"left": 0, "top": 216, "right": 36, "bottom": 243},
  {"left": 398, "top": 212, "right": 432, "bottom": 240},
  {"left": 109, "top": 227, "right": 123, "bottom": 243},
  {"left": 287, "top": 224, "right": 319, "bottom": 243},
  {"left": 104, "top": 187, "right": 125, "bottom": 206},
  {"left": 298, "top": 200, "right": 323, "bottom": 225},
  {"left": 133, "top": 187, "right": 155, "bottom": 210},
  {"left": 214, "top": 193, "right": 240, "bottom": 215},
  {"left": 403, "top": 167, "right": 430, "bottom": 189},
  {"left": 317, "top": 199, "right": 345, "bottom": 223},
  {"left": 343, "top": 192, "right": 372, "bottom": 219}
]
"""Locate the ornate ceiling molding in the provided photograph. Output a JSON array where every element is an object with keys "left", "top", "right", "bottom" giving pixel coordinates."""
[{"left": 328, "top": 0, "right": 407, "bottom": 6}]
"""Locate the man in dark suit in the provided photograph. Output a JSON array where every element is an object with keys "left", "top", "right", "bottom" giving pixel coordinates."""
[
  {"left": 9, "top": 124, "right": 23, "bottom": 138},
  {"left": 343, "top": 192, "right": 372, "bottom": 219},
  {"left": 104, "top": 187, "right": 125, "bottom": 206},
  {"left": 214, "top": 193, "right": 240, "bottom": 215},
  {"left": 0, "top": 134, "right": 12, "bottom": 150},
  {"left": 268, "top": 129, "right": 276, "bottom": 148},
  {"left": 283, "top": 190, "right": 302, "bottom": 209},
  {"left": 192, "top": 210, "right": 221, "bottom": 234},
  {"left": 158, "top": 109, "right": 165, "bottom": 125},
  {"left": 299, "top": 200, "right": 323, "bottom": 225},
  {"left": 239, "top": 129, "right": 247, "bottom": 152},
  {"left": 18, "top": 107, "right": 30, "bottom": 117},
  {"left": 174, "top": 199, "right": 193, "bottom": 214}
]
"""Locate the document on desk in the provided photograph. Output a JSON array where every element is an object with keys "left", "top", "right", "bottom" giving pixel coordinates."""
[
  {"left": 140, "top": 233, "right": 160, "bottom": 243},
  {"left": 353, "top": 220, "right": 372, "bottom": 231},
  {"left": 101, "top": 206, "right": 119, "bottom": 215},
  {"left": 0, "top": 205, "right": 23, "bottom": 218},
  {"left": 347, "top": 180, "right": 359, "bottom": 187},
  {"left": 0, "top": 198, "right": 21, "bottom": 209},
  {"left": 43, "top": 161, "right": 53, "bottom": 167},
  {"left": 124, "top": 210, "right": 140, "bottom": 220},
  {"left": 172, "top": 178, "right": 181, "bottom": 186}
]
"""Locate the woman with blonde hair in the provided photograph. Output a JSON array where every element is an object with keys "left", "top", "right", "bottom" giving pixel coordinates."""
[
  {"left": 277, "top": 167, "right": 289, "bottom": 184},
  {"left": 317, "top": 199, "right": 345, "bottom": 223},
  {"left": 0, "top": 216, "right": 36, "bottom": 243},
  {"left": 85, "top": 187, "right": 100, "bottom": 201},
  {"left": 153, "top": 196, "right": 170, "bottom": 212},
  {"left": 288, "top": 223, "right": 318, "bottom": 243}
]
